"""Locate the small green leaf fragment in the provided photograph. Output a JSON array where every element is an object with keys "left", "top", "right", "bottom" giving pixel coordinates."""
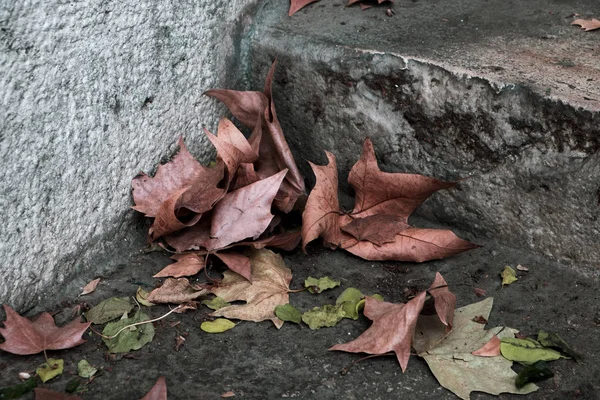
[
  {"left": 537, "top": 330, "right": 582, "bottom": 361},
  {"left": 336, "top": 288, "right": 364, "bottom": 319},
  {"left": 516, "top": 361, "right": 554, "bottom": 388},
  {"left": 0, "top": 377, "right": 37, "bottom": 399},
  {"left": 77, "top": 359, "right": 98, "bottom": 378},
  {"left": 202, "top": 297, "right": 231, "bottom": 311},
  {"left": 501, "top": 266, "right": 518, "bottom": 286},
  {"left": 65, "top": 378, "right": 82, "bottom": 393},
  {"left": 302, "top": 304, "right": 346, "bottom": 330},
  {"left": 201, "top": 318, "right": 236, "bottom": 333},
  {"left": 304, "top": 276, "right": 340, "bottom": 294},
  {"left": 102, "top": 311, "right": 155, "bottom": 353},
  {"left": 36, "top": 358, "right": 64, "bottom": 383},
  {"left": 500, "top": 337, "right": 566, "bottom": 364},
  {"left": 136, "top": 287, "right": 155, "bottom": 307},
  {"left": 371, "top": 294, "right": 384, "bottom": 302},
  {"left": 275, "top": 304, "right": 302, "bottom": 324},
  {"left": 86, "top": 297, "right": 133, "bottom": 324}
]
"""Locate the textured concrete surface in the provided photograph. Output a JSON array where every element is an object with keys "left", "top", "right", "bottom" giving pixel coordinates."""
[
  {"left": 0, "top": 0, "right": 260, "bottom": 311},
  {"left": 1, "top": 243, "right": 598, "bottom": 399},
  {"left": 245, "top": 0, "right": 600, "bottom": 268}
]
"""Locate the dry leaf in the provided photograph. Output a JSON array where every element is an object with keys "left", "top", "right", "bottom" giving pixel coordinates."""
[
  {"left": 132, "top": 137, "right": 225, "bottom": 239},
  {"left": 79, "top": 278, "right": 100, "bottom": 296},
  {"left": 571, "top": 18, "right": 600, "bottom": 31},
  {"left": 330, "top": 272, "right": 454, "bottom": 372},
  {"left": 175, "top": 335, "right": 186, "bottom": 352},
  {"left": 34, "top": 388, "right": 83, "bottom": 400},
  {"left": 472, "top": 315, "right": 488, "bottom": 324},
  {"left": 213, "top": 252, "right": 252, "bottom": 282},
  {"left": 413, "top": 298, "right": 537, "bottom": 399},
  {"left": 209, "top": 249, "right": 292, "bottom": 328},
  {"left": 302, "top": 138, "right": 478, "bottom": 262},
  {"left": 221, "top": 391, "right": 236, "bottom": 398},
  {"left": 289, "top": 0, "right": 319, "bottom": 16},
  {"left": 153, "top": 253, "right": 206, "bottom": 278},
  {"left": 146, "top": 278, "right": 207, "bottom": 304},
  {"left": 140, "top": 376, "right": 167, "bottom": 400},
  {"left": 472, "top": 334, "right": 501, "bottom": 357},
  {"left": 207, "top": 169, "right": 288, "bottom": 251},
  {"left": 330, "top": 292, "right": 426, "bottom": 372},
  {"left": 0, "top": 305, "right": 91, "bottom": 355},
  {"left": 207, "top": 60, "right": 305, "bottom": 213},
  {"left": 474, "top": 287, "right": 486, "bottom": 297}
]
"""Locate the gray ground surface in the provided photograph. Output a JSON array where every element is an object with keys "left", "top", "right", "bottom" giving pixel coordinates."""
[{"left": 1, "top": 234, "right": 598, "bottom": 399}]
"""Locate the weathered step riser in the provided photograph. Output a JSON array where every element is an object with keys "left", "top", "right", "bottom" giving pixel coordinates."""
[{"left": 247, "top": 47, "right": 600, "bottom": 267}]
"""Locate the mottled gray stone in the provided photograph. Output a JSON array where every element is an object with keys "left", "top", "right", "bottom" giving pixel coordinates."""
[
  {"left": 0, "top": 0, "right": 259, "bottom": 311},
  {"left": 245, "top": 0, "right": 600, "bottom": 268}
]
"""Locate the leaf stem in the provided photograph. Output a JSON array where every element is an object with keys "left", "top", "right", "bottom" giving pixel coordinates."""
[
  {"left": 90, "top": 305, "right": 184, "bottom": 339},
  {"left": 287, "top": 288, "right": 308, "bottom": 293}
]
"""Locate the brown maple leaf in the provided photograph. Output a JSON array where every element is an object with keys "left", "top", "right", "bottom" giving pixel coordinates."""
[
  {"left": 0, "top": 305, "right": 91, "bottom": 356},
  {"left": 209, "top": 249, "right": 292, "bottom": 328},
  {"left": 206, "top": 61, "right": 305, "bottom": 213},
  {"left": 302, "top": 138, "right": 478, "bottom": 262},
  {"left": 472, "top": 334, "right": 501, "bottom": 357},
  {"left": 153, "top": 253, "right": 206, "bottom": 278},
  {"left": 289, "top": 0, "right": 319, "bottom": 16},
  {"left": 79, "top": 278, "right": 101, "bottom": 296},
  {"left": 132, "top": 137, "right": 225, "bottom": 239},
  {"left": 146, "top": 278, "right": 207, "bottom": 304},
  {"left": 330, "top": 273, "right": 455, "bottom": 372},
  {"left": 213, "top": 252, "right": 252, "bottom": 282},
  {"left": 571, "top": 18, "right": 600, "bottom": 31},
  {"left": 207, "top": 169, "right": 288, "bottom": 251},
  {"left": 34, "top": 388, "right": 83, "bottom": 400},
  {"left": 330, "top": 292, "right": 426, "bottom": 372},
  {"left": 140, "top": 376, "right": 167, "bottom": 400}
]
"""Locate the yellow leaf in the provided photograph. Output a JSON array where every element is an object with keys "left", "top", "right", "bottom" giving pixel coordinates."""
[
  {"left": 201, "top": 318, "right": 236, "bottom": 333},
  {"left": 36, "top": 358, "right": 64, "bottom": 383},
  {"left": 501, "top": 266, "right": 518, "bottom": 287}
]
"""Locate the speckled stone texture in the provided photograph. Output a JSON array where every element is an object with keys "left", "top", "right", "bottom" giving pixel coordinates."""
[
  {"left": 245, "top": 0, "right": 600, "bottom": 269},
  {"left": 0, "top": 0, "right": 259, "bottom": 311}
]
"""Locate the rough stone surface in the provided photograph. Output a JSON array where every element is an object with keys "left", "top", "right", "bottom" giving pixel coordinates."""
[
  {"left": 245, "top": 0, "right": 600, "bottom": 268},
  {"left": 1, "top": 244, "right": 598, "bottom": 399},
  {"left": 0, "top": 0, "right": 260, "bottom": 311}
]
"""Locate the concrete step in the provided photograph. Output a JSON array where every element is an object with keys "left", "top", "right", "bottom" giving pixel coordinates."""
[{"left": 244, "top": 0, "right": 600, "bottom": 269}]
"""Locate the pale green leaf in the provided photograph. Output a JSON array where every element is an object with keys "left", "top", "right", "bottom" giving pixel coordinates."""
[
  {"left": 77, "top": 360, "right": 98, "bottom": 378},
  {"left": 501, "top": 266, "right": 518, "bottom": 286},
  {"left": 201, "top": 318, "right": 236, "bottom": 333},
  {"left": 36, "top": 359, "right": 64, "bottom": 383},
  {"left": 202, "top": 297, "right": 231, "bottom": 311},
  {"left": 336, "top": 288, "right": 364, "bottom": 319},
  {"left": 304, "top": 276, "right": 340, "bottom": 294},
  {"left": 102, "top": 311, "right": 155, "bottom": 353},
  {"left": 500, "top": 337, "right": 567, "bottom": 364},
  {"left": 86, "top": 297, "right": 133, "bottom": 324},
  {"left": 413, "top": 298, "right": 538, "bottom": 400},
  {"left": 302, "top": 304, "right": 346, "bottom": 330},
  {"left": 274, "top": 304, "right": 302, "bottom": 324},
  {"left": 135, "top": 287, "right": 155, "bottom": 307}
]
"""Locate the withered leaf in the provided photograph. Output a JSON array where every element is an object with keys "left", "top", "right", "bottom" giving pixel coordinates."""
[
  {"left": 330, "top": 272, "right": 454, "bottom": 372},
  {"left": 330, "top": 292, "right": 426, "bottom": 372},
  {"left": 132, "top": 137, "right": 225, "bottom": 239},
  {"left": 209, "top": 249, "right": 292, "bottom": 328},
  {"left": 140, "top": 376, "right": 167, "bottom": 400},
  {"left": 0, "top": 305, "right": 91, "bottom": 356},
  {"left": 213, "top": 252, "right": 252, "bottom": 282},
  {"left": 302, "top": 138, "right": 478, "bottom": 262},
  {"left": 79, "top": 278, "right": 100, "bottom": 296},
  {"left": 341, "top": 215, "right": 409, "bottom": 246},
  {"left": 34, "top": 388, "right": 83, "bottom": 400},
  {"left": 207, "top": 169, "right": 288, "bottom": 251},
  {"left": 153, "top": 253, "right": 206, "bottom": 278},
  {"left": 207, "top": 61, "right": 305, "bottom": 213},
  {"left": 472, "top": 334, "right": 501, "bottom": 357},
  {"left": 571, "top": 18, "right": 600, "bottom": 31},
  {"left": 146, "top": 278, "right": 207, "bottom": 304},
  {"left": 289, "top": 0, "right": 319, "bottom": 16}
]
